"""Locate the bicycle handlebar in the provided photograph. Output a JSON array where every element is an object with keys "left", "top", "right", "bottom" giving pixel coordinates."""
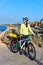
[{"left": 20, "top": 33, "right": 38, "bottom": 38}]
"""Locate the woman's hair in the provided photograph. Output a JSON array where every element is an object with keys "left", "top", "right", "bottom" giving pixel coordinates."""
[{"left": 26, "top": 21, "right": 28, "bottom": 27}]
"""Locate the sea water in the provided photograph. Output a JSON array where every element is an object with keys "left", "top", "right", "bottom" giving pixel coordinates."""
[{"left": 0, "top": 25, "right": 7, "bottom": 32}]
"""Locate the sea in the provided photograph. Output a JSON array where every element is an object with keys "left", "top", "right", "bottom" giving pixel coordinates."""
[{"left": 0, "top": 25, "right": 7, "bottom": 33}]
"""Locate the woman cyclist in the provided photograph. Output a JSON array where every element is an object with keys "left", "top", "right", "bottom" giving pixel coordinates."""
[{"left": 20, "top": 17, "right": 35, "bottom": 55}]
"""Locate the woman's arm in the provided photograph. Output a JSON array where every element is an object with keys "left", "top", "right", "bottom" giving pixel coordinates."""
[{"left": 28, "top": 24, "right": 34, "bottom": 35}]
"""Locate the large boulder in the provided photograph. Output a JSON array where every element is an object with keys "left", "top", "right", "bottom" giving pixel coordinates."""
[
  {"left": 30, "top": 34, "right": 43, "bottom": 47},
  {"left": 0, "top": 26, "right": 19, "bottom": 45}
]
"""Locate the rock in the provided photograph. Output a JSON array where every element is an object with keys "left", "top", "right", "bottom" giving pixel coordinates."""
[
  {"left": 30, "top": 34, "right": 43, "bottom": 47},
  {"left": 0, "top": 26, "right": 19, "bottom": 45}
]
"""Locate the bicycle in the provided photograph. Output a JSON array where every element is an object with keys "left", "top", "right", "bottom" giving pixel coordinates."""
[{"left": 7, "top": 33, "right": 36, "bottom": 60}]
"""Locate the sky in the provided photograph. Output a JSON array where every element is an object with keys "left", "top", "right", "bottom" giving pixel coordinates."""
[{"left": 0, "top": 0, "right": 43, "bottom": 24}]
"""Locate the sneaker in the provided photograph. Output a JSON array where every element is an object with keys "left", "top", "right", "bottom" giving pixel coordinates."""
[{"left": 24, "top": 51, "right": 27, "bottom": 56}]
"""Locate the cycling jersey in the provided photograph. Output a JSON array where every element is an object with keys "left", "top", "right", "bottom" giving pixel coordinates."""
[{"left": 20, "top": 23, "right": 34, "bottom": 35}]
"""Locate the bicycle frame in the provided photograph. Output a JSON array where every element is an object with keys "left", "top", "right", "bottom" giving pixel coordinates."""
[{"left": 18, "top": 37, "right": 30, "bottom": 49}]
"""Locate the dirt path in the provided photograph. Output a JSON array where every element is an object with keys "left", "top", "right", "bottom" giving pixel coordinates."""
[{"left": 0, "top": 40, "right": 43, "bottom": 65}]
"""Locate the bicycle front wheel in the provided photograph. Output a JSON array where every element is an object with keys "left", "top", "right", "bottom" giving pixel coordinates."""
[{"left": 28, "top": 42, "right": 36, "bottom": 60}]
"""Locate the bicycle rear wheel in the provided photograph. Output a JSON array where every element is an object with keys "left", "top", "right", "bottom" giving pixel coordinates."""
[{"left": 10, "top": 40, "right": 19, "bottom": 53}]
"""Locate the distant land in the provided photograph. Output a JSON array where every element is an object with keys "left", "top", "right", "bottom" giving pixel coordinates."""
[
  {"left": 0, "top": 20, "right": 43, "bottom": 33},
  {"left": 0, "top": 20, "right": 43, "bottom": 27}
]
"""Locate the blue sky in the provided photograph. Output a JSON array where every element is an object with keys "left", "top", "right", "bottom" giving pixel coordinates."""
[{"left": 0, "top": 0, "right": 43, "bottom": 24}]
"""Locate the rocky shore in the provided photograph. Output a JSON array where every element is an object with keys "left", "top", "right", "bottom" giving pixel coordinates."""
[
  {"left": 0, "top": 22, "right": 43, "bottom": 47},
  {"left": 0, "top": 23, "right": 43, "bottom": 47}
]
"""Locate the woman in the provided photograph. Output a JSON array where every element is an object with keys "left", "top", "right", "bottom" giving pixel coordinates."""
[{"left": 20, "top": 17, "right": 35, "bottom": 55}]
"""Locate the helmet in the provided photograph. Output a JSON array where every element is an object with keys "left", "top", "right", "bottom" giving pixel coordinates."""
[{"left": 23, "top": 17, "right": 28, "bottom": 21}]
